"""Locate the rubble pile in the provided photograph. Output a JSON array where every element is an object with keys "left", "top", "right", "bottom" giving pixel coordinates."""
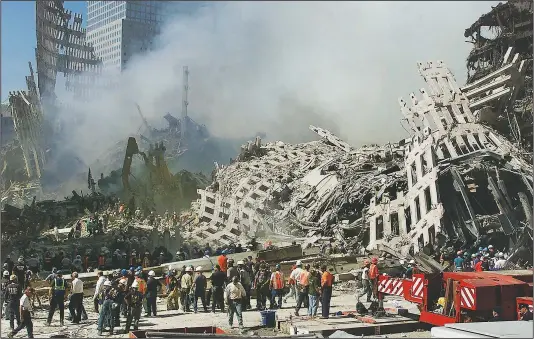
[{"left": 185, "top": 49, "right": 533, "bottom": 267}]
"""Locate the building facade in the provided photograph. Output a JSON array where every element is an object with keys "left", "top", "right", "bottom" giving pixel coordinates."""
[{"left": 86, "top": 1, "right": 168, "bottom": 71}]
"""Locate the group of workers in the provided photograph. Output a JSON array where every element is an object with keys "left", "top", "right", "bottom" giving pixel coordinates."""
[{"left": 452, "top": 245, "right": 509, "bottom": 272}]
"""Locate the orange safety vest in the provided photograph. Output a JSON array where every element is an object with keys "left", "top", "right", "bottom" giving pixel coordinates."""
[
  {"left": 271, "top": 271, "right": 284, "bottom": 290},
  {"left": 369, "top": 264, "right": 379, "bottom": 279},
  {"left": 218, "top": 255, "right": 228, "bottom": 272},
  {"left": 136, "top": 277, "right": 147, "bottom": 294},
  {"left": 299, "top": 270, "right": 310, "bottom": 286},
  {"left": 321, "top": 271, "right": 334, "bottom": 287}
]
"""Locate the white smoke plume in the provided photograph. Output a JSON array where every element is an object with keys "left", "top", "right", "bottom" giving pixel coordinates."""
[{"left": 54, "top": 1, "right": 497, "bottom": 168}]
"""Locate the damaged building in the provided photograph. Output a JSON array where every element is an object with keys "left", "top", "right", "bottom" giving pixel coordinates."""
[{"left": 186, "top": 48, "right": 532, "bottom": 265}]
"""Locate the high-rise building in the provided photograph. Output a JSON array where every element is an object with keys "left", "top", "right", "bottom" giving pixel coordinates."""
[{"left": 86, "top": 1, "right": 169, "bottom": 71}]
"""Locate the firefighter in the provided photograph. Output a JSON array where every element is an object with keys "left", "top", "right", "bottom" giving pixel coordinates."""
[
  {"left": 166, "top": 270, "right": 179, "bottom": 310},
  {"left": 12, "top": 257, "right": 28, "bottom": 289},
  {"left": 368, "top": 257, "right": 379, "bottom": 299},
  {"left": 270, "top": 264, "right": 284, "bottom": 309},
  {"left": 4, "top": 275, "right": 22, "bottom": 331},
  {"left": 124, "top": 280, "right": 143, "bottom": 333}
]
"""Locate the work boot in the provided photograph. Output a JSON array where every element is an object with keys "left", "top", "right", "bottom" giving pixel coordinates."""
[{"left": 98, "top": 330, "right": 103, "bottom": 336}]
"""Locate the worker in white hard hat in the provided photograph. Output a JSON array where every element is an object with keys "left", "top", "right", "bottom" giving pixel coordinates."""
[
  {"left": 487, "top": 245, "right": 495, "bottom": 258},
  {"left": 124, "top": 280, "right": 143, "bottom": 332},
  {"left": 404, "top": 260, "right": 416, "bottom": 279},
  {"left": 181, "top": 266, "right": 193, "bottom": 312},
  {"left": 146, "top": 270, "right": 162, "bottom": 317},
  {"left": 192, "top": 266, "right": 208, "bottom": 313},
  {"left": 493, "top": 253, "right": 507, "bottom": 270}
]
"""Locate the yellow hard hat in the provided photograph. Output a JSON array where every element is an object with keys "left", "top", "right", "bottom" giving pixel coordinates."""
[{"left": 437, "top": 297, "right": 446, "bottom": 307}]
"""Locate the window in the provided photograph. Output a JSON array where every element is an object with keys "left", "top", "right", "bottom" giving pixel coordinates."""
[
  {"left": 404, "top": 207, "right": 411, "bottom": 233},
  {"left": 414, "top": 197, "right": 421, "bottom": 223},
  {"left": 424, "top": 186, "right": 432, "bottom": 213},
  {"left": 376, "top": 215, "right": 384, "bottom": 240},
  {"left": 390, "top": 212, "right": 399, "bottom": 236}
]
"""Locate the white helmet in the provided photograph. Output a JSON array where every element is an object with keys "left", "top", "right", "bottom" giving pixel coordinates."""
[
  {"left": 498, "top": 252, "right": 504, "bottom": 258},
  {"left": 148, "top": 270, "right": 155, "bottom": 276},
  {"left": 104, "top": 281, "right": 112, "bottom": 286},
  {"left": 176, "top": 251, "right": 181, "bottom": 255},
  {"left": 195, "top": 266, "right": 203, "bottom": 272},
  {"left": 185, "top": 266, "right": 193, "bottom": 272},
  {"left": 488, "top": 245, "right": 493, "bottom": 249},
  {"left": 296, "top": 260, "right": 302, "bottom": 266},
  {"left": 131, "top": 280, "right": 139, "bottom": 288},
  {"left": 3, "top": 270, "right": 9, "bottom": 277},
  {"left": 409, "top": 260, "right": 415, "bottom": 264},
  {"left": 237, "top": 260, "right": 244, "bottom": 265}
]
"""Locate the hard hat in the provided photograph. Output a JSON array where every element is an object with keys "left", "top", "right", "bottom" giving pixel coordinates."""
[
  {"left": 104, "top": 281, "right": 112, "bottom": 286},
  {"left": 437, "top": 297, "right": 446, "bottom": 307},
  {"left": 483, "top": 247, "right": 488, "bottom": 252},
  {"left": 498, "top": 252, "right": 504, "bottom": 258},
  {"left": 457, "top": 251, "right": 462, "bottom": 255},
  {"left": 195, "top": 266, "right": 203, "bottom": 272},
  {"left": 276, "top": 264, "right": 281, "bottom": 269},
  {"left": 3, "top": 271, "right": 9, "bottom": 277},
  {"left": 185, "top": 266, "right": 193, "bottom": 272},
  {"left": 134, "top": 271, "right": 140, "bottom": 276},
  {"left": 371, "top": 257, "right": 378, "bottom": 264},
  {"left": 10, "top": 275, "right": 17, "bottom": 281},
  {"left": 296, "top": 260, "right": 302, "bottom": 266},
  {"left": 121, "top": 269, "right": 127, "bottom": 276},
  {"left": 478, "top": 247, "right": 483, "bottom": 251},
  {"left": 130, "top": 266, "right": 135, "bottom": 271},
  {"left": 18, "top": 257, "right": 24, "bottom": 263},
  {"left": 136, "top": 266, "right": 142, "bottom": 271},
  {"left": 488, "top": 245, "right": 493, "bottom": 249},
  {"left": 409, "top": 260, "right": 415, "bottom": 264},
  {"left": 176, "top": 251, "right": 181, "bottom": 255},
  {"left": 148, "top": 270, "right": 155, "bottom": 276},
  {"left": 237, "top": 260, "right": 244, "bottom": 265}
]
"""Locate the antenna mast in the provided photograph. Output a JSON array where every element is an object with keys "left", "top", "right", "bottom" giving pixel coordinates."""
[{"left": 181, "top": 66, "right": 189, "bottom": 139}]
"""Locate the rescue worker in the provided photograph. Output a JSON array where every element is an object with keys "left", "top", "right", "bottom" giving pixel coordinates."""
[
  {"left": 166, "top": 270, "right": 180, "bottom": 310},
  {"left": 180, "top": 266, "right": 193, "bottom": 312},
  {"left": 227, "top": 259, "right": 239, "bottom": 281},
  {"left": 7, "top": 287, "right": 34, "bottom": 339},
  {"left": 2, "top": 270, "right": 11, "bottom": 321},
  {"left": 481, "top": 255, "right": 490, "bottom": 271},
  {"left": 146, "top": 270, "right": 161, "bottom": 317},
  {"left": 360, "top": 260, "right": 372, "bottom": 302},
  {"left": 307, "top": 266, "right": 321, "bottom": 317},
  {"left": 294, "top": 264, "right": 311, "bottom": 316},
  {"left": 125, "top": 280, "right": 143, "bottom": 333},
  {"left": 69, "top": 272, "right": 84, "bottom": 323},
  {"left": 404, "top": 260, "right": 417, "bottom": 278},
  {"left": 218, "top": 252, "right": 228, "bottom": 273},
  {"left": 519, "top": 303, "right": 533, "bottom": 321},
  {"left": 237, "top": 260, "right": 251, "bottom": 310},
  {"left": 96, "top": 280, "right": 113, "bottom": 336},
  {"left": 320, "top": 265, "right": 334, "bottom": 319},
  {"left": 4, "top": 275, "right": 22, "bottom": 331},
  {"left": 134, "top": 271, "right": 147, "bottom": 314},
  {"left": 270, "top": 264, "right": 284, "bottom": 309},
  {"left": 225, "top": 275, "right": 246, "bottom": 330},
  {"left": 254, "top": 263, "right": 271, "bottom": 310},
  {"left": 12, "top": 257, "right": 28, "bottom": 289},
  {"left": 284, "top": 263, "right": 298, "bottom": 303},
  {"left": 368, "top": 258, "right": 379, "bottom": 299},
  {"left": 94, "top": 271, "right": 106, "bottom": 313},
  {"left": 494, "top": 252, "right": 507, "bottom": 270},
  {"left": 193, "top": 266, "right": 208, "bottom": 313},
  {"left": 453, "top": 252, "right": 464, "bottom": 272},
  {"left": 47, "top": 270, "right": 67, "bottom": 326},
  {"left": 210, "top": 265, "right": 226, "bottom": 313}
]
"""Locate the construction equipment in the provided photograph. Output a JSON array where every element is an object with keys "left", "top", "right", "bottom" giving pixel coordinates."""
[{"left": 377, "top": 269, "right": 533, "bottom": 326}]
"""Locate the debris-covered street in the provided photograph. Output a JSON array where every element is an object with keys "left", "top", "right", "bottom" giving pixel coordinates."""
[{"left": 1, "top": 0, "right": 533, "bottom": 338}]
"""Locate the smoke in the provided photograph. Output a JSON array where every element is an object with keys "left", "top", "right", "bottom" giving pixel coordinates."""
[{"left": 53, "top": 1, "right": 497, "bottom": 169}]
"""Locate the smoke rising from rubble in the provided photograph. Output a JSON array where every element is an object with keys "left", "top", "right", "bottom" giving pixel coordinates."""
[{"left": 53, "top": 1, "right": 499, "bottom": 169}]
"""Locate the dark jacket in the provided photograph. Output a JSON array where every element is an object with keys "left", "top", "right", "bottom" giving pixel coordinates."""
[
  {"left": 146, "top": 277, "right": 161, "bottom": 297},
  {"left": 211, "top": 271, "right": 226, "bottom": 288}
]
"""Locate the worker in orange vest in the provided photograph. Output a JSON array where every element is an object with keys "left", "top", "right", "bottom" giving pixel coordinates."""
[
  {"left": 320, "top": 265, "right": 334, "bottom": 319},
  {"left": 368, "top": 257, "right": 379, "bottom": 299},
  {"left": 217, "top": 252, "right": 228, "bottom": 273},
  {"left": 270, "top": 264, "right": 285, "bottom": 309},
  {"left": 294, "top": 264, "right": 310, "bottom": 316}
]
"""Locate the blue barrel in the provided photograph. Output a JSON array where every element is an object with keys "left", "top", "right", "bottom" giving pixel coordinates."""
[{"left": 260, "top": 310, "right": 276, "bottom": 327}]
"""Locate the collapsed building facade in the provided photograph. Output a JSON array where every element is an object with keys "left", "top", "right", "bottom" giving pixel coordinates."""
[{"left": 186, "top": 47, "right": 532, "bottom": 266}]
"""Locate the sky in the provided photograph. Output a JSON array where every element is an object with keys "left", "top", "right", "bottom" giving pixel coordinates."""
[{"left": 1, "top": 1, "right": 86, "bottom": 101}]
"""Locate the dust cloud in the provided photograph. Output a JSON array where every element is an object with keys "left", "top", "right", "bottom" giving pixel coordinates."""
[{"left": 53, "top": 1, "right": 497, "bottom": 168}]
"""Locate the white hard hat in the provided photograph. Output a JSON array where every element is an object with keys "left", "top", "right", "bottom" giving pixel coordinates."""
[
  {"left": 104, "top": 281, "right": 112, "bottom": 286},
  {"left": 498, "top": 252, "right": 504, "bottom": 258},
  {"left": 237, "top": 260, "right": 244, "bottom": 265},
  {"left": 296, "top": 260, "right": 302, "bottom": 266},
  {"left": 195, "top": 266, "right": 203, "bottom": 272},
  {"left": 131, "top": 280, "right": 139, "bottom": 288},
  {"left": 176, "top": 251, "right": 181, "bottom": 255},
  {"left": 185, "top": 266, "right": 193, "bottom": 272},
  {"left": 148, "top": 270, "right": 155, "bottom": 276},
  {"left": 3, "top": 270, "right": 9, "bottom": 277},
  {"left": 409, "top": 260, "right": 415, "bottom": 264},
  {"left": 488, "top": 245, "right": 493, "bottom": 249}
]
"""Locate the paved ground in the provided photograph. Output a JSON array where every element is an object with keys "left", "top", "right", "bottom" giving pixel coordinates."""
[{"left": 1, "top": 290, "right": 424, "bottom": 338}]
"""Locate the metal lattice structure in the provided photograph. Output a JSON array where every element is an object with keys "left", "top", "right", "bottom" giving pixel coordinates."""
[{"left": 35, "top": 0, "right": 102, "bottom": 101}]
